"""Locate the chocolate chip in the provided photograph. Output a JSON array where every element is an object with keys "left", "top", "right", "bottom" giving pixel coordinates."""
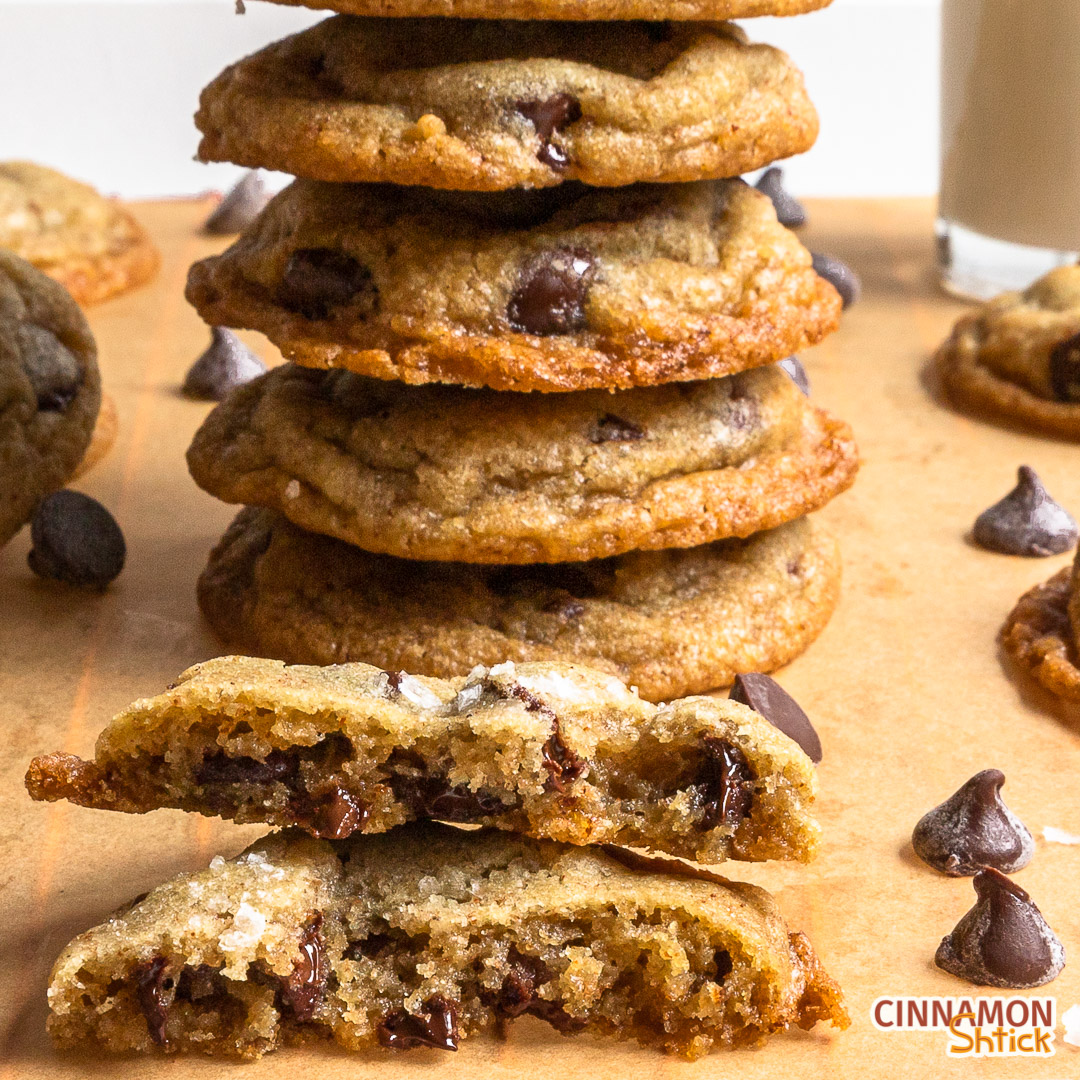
[
  {"left": 19, "top": 324, "right": 83, "bottom": 412},
  {"left": 389, "top": 767, "right": 508, "bottom": 823},
  {"left": 912, "top": 769, "right": 1034, "bottom": 876},
  {"left": 377, "top": 995, "right": 459, "bottom": 1051},
  {"left": 698, "top": 737, "right": 755, "bottom": 831},
  {"left": 28, "top": 490, "right": 125, "bottom": 589},
  {"left": 278, "top": 248, "right": 376, "bottom": 321},
  {"left": 778, "top": 356, "right": 811, "bottom": 396},
  {"left": 306, "top": 788, "right": 369, "bottom": 839},
  {"left": 196, "top": 749, "right": 298, "bottom": 785},
  {"left": 590, "top": 413, "right": 646, "bottom": 444},
  {"left": 507, "top": 248, "right": 595, "bottom": 337},
  {"left": 182, "top": 328, "right": 267, "bottom": 401},
  {"left": 811, "top": 251, "right": 860, "bottom": 309},
  {"left": 499, "top": 683, "right": 587, "bottom": 792},
  {"left": 1050, "top": 330, "right": 1080, "bottom": 402},
  {"left": 935, "top": 868, "right": 1066, "bottom": 988},
  {"left": 494, "top": 949, "right": 549, "bottom": 1018},
  {"left": 203, "top": 171, "right": 270, "bottom": 235},
  {"left": 385, "top": 670, "right": 405, "bottom": 695},
  {"left": 516, "top": 94, "right": 582, "bottom": 171},
  {"left": 279, "top": 914, "right": 326, "bottom": 1022},
  {"left": 972, "top": 466, "right": 1078, "bottom": 557},
  {"left": 729, "top": 673, "right": 822, "bottom": 764},
  {"left": 134, "top": 956, "right": 170, "bottom": 1045},
  {"left": 754, "top": 167, "right": 807, "bottom": 229},
  {"left": 713, "top": 950, "right": 733, "bottom": 982}
]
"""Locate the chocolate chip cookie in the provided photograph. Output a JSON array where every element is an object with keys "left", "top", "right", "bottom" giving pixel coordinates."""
[
  {"left": 197, "top": 511, "right": 841, "bottom": 701},
  {"left": 0, "top": 162, "right": 159, "bottom": 306},
  {"left": 0, "top": 249, "right": 101, "bottom": 546},
  {"left": 27, "top": 656, "right": 822, "bottom": 863},
  {"left": 254, "top": 0, "right": 834, "bottom": 20},
  {"left": 196, "top": 18, "right": 818, "bottom": 191},
  {"left": 187, "top": 364, "right": 857, "bottom": 564},
  {"left": 186, "top": 179, "right": 841, "bottom": 393},
  {"left": 1001, "top": 545, "right": 1080, "bottom": 701},
  {"left": 936, "top": 265, "right": 1080, "bottom": 439},
  {"left": 45, "top": 822, "right": 847, "bottom": 1058}
]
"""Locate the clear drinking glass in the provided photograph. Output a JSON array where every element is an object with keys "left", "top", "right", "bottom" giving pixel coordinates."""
[{"left": 938, "top": 0, "right": 1080, "bottom": 300}]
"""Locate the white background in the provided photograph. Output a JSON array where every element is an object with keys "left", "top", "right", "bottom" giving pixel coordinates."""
[{"left": 0, "top": 0, "right": 941, "bottom": 199}]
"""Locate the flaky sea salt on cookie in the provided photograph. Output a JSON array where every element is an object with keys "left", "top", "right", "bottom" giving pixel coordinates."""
[
  {"left": 45, "top": 822, "right": 847, "bottom": 1058},
  {"left": 27, "top": 656, "right": 822, "bottom": 864},
  {"left": 186, "top": 178, "right": 841, "bottom": 393}
]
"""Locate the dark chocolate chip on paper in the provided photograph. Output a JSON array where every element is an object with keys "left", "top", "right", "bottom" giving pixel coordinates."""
[
  {"left": 182, "top": 327, "right": 267, "bottom": 401},
  {"left": 730, "top": 672, "right": 822, "bottom": 763},
  {"left": 754, "top": 167, "right": 807, "bottom": 229},
  {"left": 972, "top": 466, "right": 1077, "bottom": 557},
  {"left": 28, "top": 490, "right": 125, "bottom": 589},
  {"left": 912, "top": 769, "right": 1034, "bottom": 876}
]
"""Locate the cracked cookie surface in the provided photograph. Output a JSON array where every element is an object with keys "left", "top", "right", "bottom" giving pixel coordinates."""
[
  {"left": 196, "top": 18, "right": 818, "bottom": 191},
  {"left": 197, "top": 510, "right": 841, "bottom": 701},
  {"left": 27, "top": 656, "right": 821, "bottom": 864},
  {"left": 186, "top": 363, "right": 857, "bottom": 564},
  {"left": 45, "top": 822, "right": 847, "bottom": 1058},
  {"left": 936, "top": 266, "right": 1080, "bottom": 439},
  {"left": 0, "top": 162, "right": 159, "bottom": 306},
  {"left": 0, "top": 249, "right": 101, "bottom": 545},
  {"left": 186, "top": 178, "right": 841, "bottom": 393}
]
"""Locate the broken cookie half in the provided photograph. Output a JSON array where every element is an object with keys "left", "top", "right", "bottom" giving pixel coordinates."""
[
  {"left": 47, "top": 823, "right": 848, "bottom": 1059},
  {"left": 26, "top": 657, "right": 820, "bottom": 865}
]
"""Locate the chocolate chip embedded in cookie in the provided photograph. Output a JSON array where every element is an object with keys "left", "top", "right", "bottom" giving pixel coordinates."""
[
  {"left": 186, "top": 179, "right": 842, "bottom": 393},
  {"left": 0, "top": 250, "right": 101, "bottom": 547},
  {"left": 0, "top": 162, "right": 159, "bottom": 306},
  {"left": 251, "top": 0, "right": 834, "bottom": 20},
  {"left": 196, "top": 510, "right": 841, "bottom": 702},
  {"left": 44, "top": 822, "right": 848, "bottom": 1058},
  {"left": 186, "top": 364, "right": 858, "bottom": 564},
  {"left": 26, "top": 656, "right": 823, "bottom": 864},
  {"left": 936, "top": 265, "right": 1080, "bottom": 439},
  {"left": 196, "top": 18, "right": 818, "bottom": 191}
]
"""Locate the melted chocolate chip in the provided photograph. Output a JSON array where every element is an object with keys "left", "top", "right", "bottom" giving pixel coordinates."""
[
  {"left": 590, "top": 413, "right": 646, "bottom": 444},
  {"left": 972, "top": 466, "right": 1077, "bottom": 557},
  {"left": 279, "top": 914, "right": 326, "bottom": 1021},
  {"left": 19, "top": 324, "right": 83, "bottom": 412},
  {"left": 730, "top": 673, "right": 822, "bottom": 763},
  {"left": 203, "top": 171, "right": 271, "bottom": 235},
  {"left": 390, "top": 770, "right": 507, "bottom": 823},
  {"left": 133, "top": 956, "right": 170, "bottom": 1045},
  {"left": 754, "top": 167, "right": 807, "bottom": 229},
  {"left": 1049, "top": 329, "right": 1080, "bottom": 402},
  {"left": 182, "top": 327, "right": 267, "bottom": 401},
  {"left": 507, "top": 248, "right": 595, "bottom": 336},
  {"left": 811, "top": 251, "right": 861, "bottom": 309},
  {"left": 378, "top": 995, "right": 459, "bottom": 1051},
  {"left": 912, "top": 769, "right": 1034, "bottom": 876},
  {"left": 487, "top": 950, "right": 584, "bottom": 1032},
  {"left": 306, "top": 787, "right": 369, "bottom": 839},
  {"left": 698, "top": 738, "right": 755, "bottom": 831},
  {"left": 778, "top": 356, "right": 811, "bottom": 395},
  {"left": 935, "top": 868, "right": 1066, "bottom": 988},
  {"left": 516, "top": 94, "right": 582, "bottom": 170},
  {"left": 278, "top": 248, "right": 377, "bottom": 321},
  {"left": 384, "top": 670, "right": 405, "bottom": 695},
  {"left": 196, "top": 749, "right": 298, "bottom": 785},
  {"left": 28, "top": 490, "right": 125, "bottom": 589},
  {"left": 541, "top": 722, "right": 586, "bottom": 792}
]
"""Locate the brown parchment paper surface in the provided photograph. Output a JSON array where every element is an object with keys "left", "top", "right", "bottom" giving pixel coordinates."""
[{"left": 3, "top": 198, "right": 1080, "bottom": 1079}]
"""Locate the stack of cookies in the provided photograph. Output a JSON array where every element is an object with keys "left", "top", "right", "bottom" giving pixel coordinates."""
[
  {"left": 29, "top": 655, "right": 849, "bottom": 1055},
  {"left": 182, "top": 0, "right": 858, "bottom": 703}
]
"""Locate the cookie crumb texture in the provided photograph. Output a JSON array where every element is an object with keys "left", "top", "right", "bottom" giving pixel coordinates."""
[
  {"left": 196, "top": 18, "right": 818, "bottom": 191},
  {"left": 0, "top": 162, "right": 159, "bottom": 306},
  {"left": 936, "top": 266, "right": 1080, "bottom": 439},
  {"left": 26, "top": 657, "right": 821, "bottom": 864},
  {"left": 46, "top": 824, "right": 847, "bottom": 1058},
  {"left": 186, "top": 363, "right": 857, "bottom": 564},
  {"left": 254, "top": 0, "right": 833, "bottom": 20},
  {"left": 186, "top": 179, "right": 841, "bottom": 393},
  {"left": 197, "top": 510, "right": 840, "bottom": 701},
  {"left": 0, "top": 250, "right": 101, "bottom": 546}
]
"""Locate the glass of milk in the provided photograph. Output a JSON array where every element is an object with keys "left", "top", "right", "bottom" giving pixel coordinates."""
[{"left": 938, "top": 0, "right": 1080, "bottom": 299}]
